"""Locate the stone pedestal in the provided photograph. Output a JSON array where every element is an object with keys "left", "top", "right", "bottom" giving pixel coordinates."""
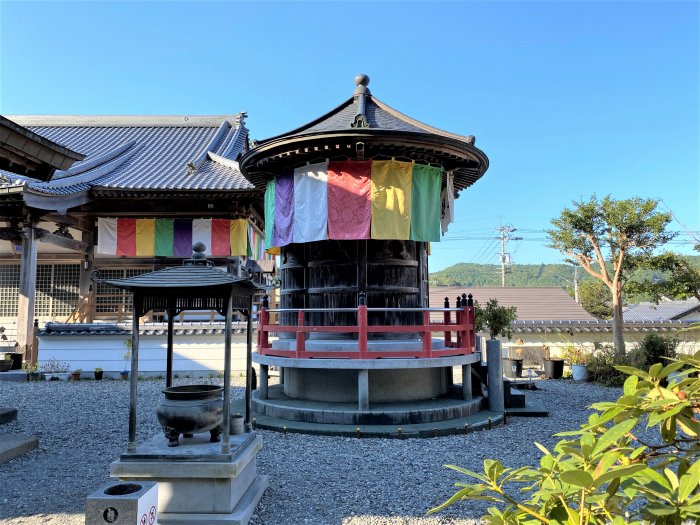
[
  {"left": 110, "top": 433, "right": 267, "bottom": 525},
  {"left": 486, "top": 339, "right": 505, "bottom": 413}
]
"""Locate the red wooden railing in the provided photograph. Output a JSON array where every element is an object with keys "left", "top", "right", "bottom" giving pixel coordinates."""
[{"left": 257, "top": 306, "right": 476, "bottom": 359}]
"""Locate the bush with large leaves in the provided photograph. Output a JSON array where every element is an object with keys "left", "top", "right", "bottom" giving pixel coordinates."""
[{"left": 429, "top": 352, "right": 700, "bottom": 524}]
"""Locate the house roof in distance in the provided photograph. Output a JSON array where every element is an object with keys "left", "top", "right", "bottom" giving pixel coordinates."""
[
  {"left": 0, "top": 114, "right": 254, "bottom": 213},
  {"left": 623, "top": 298, "right": 700, "bottom": 322},
  {"left": 429, "top": 286, "right": 596, "bottom": 321}
]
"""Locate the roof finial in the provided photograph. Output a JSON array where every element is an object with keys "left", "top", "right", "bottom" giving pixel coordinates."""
[
  {"left": 353, "top": 74, "right": 370, "bottom": 95},
  {"left": 351, "top": 73, "right": 370, "bottom": 128}
]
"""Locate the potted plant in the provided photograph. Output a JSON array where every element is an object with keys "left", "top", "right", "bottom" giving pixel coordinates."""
[
  {"left": 121, "top": 339, "right": 132, "bottom": 380},
  {"left": 70, "top": 368, "right": 82, "bottom": 381},
  {"left": 0, "top": 353, "right": 12, "bottom": 373},
  {"left": 94, "top": 367, "right": 104, "bottom": 380},
  {"left": 40, "top": 357, "right": 70, "bottom": 380},
  {"left": 503, "top": 338, "right": 524, "bottom": 379},
  {"left": 22, "top": 362, "right": 40, "bottom": 381},
  {"left": 561, "top": 343, "right": 591, "bottom": 381},
  {"left": 542, "top": 344, "right": 564, "bottom": 379}
]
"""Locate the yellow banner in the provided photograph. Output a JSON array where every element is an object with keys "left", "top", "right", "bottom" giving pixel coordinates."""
[
  {"left": 135, "top": 219, "right": 155, "bottom": 256},
  {"left": 370, "top": 160, "right": 412, "bottom": 239},
  {"left": 230, "top": 219, "right": 248, "bottom": 256}
]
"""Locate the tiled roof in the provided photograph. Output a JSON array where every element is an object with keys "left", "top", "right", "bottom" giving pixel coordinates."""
[
  {"left": 429, "top": 286, "right": 596, "bottom": 321},
  {"left": 623, "top": 298, "right": 700, "bottom": 322},
  {"left": 261, "top": 96, "right": 474, "bottom": 145},
  {"left": 0, "top": 115, "right": 254, "bottom": 209},
  {"left": 40, "top": 322, "right": 249, "bottom": 337}
]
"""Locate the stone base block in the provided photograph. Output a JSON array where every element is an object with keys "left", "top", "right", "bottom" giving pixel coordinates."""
[
  {"left": 111, "top": 433, "right": 265, "bottom": 524},
  {"left": 159, "top": 475, "right": 268, "bottom": 525},
  {"left": 85, "top": 480, "right": 158, "bottom": 525}
]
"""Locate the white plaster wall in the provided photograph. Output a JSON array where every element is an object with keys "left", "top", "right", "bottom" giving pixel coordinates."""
[{"left": 37, "top": 333, "right": 253, "bottom": 373}]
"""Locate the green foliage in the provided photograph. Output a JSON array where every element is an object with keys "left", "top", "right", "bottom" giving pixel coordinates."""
[
  {"left": 629, "top": 250, "right": 700, "bottom": 302},
  {"left": 429, "top": 351, "right": 700, "bottom": 524},
  {"left": 561, "top": 343, "right": 592, "bottom": 365},
  {"left": 634, "top": 334, "right": 679, "bottom": 369},
  {"left": 476, "top": 299, "right": 518, "bottom": 340},
  {"left": 578, "top": 279, "right": 613, "bottom": 320},
  {"left": 587, "top": 346, "right": 629, "bottom": 387}
]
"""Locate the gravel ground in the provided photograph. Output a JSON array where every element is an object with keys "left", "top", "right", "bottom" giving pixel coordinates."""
[{"left": 0, "top": 376, "right": 621, "bottom": 525}]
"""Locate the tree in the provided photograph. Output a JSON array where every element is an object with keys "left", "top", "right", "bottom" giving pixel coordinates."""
[
  {"left": 578, "top": 279, "right": 613, "bottom": 320},
  {"left": 429, "top": 352, "right": 700, "bottom": 524},
  {"left": 547, "top": 196, "right": 674, "bottom": 356},
  {"left": 629, "top": 246, "right": 700, "bottom": 302}
]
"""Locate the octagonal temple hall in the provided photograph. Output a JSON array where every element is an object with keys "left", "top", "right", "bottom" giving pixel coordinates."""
[{"left": 240, "top": 75, "right": 494, "bottom": 433}]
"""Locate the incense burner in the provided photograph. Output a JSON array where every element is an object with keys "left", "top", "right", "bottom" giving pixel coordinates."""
[{"left": 156, "top": 385, "right": 223, "bottom": 447}]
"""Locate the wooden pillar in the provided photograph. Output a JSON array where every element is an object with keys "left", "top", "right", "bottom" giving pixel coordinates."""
[
  {"left": 245, "top": 294, "right": 254, "bottom": 432},
  {"left": 78, "top": 230, "right": 95, "bottom": 323},
  {"left": 127, "top": 295, "right": 141, "bottom": 453},
  {"left": 17, "top": 225, "right": 38, "bottom": 356},
  {"left": 166, "top": 308, "right": 175, "bottom": 388},
  {"left": 222, "top": 294, "right": 233, "bottom": 454}
]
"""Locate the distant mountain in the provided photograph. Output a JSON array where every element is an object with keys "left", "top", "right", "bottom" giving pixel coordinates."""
[{"left": 429, "top": 256, "right": 700, "bottom": 298}]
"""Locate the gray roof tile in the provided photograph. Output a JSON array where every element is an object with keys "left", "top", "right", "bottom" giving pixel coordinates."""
[
  {"left": 261, "top": 97, "right": 474, "bottom": 145},
  {"left": 0, "top": 116, "right": 254, "bottom": 198}
]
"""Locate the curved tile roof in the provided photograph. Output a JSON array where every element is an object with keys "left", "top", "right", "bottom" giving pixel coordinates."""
[
  {"left": 0, "top": 115, "right": 254, "bottom": 205},
  {"left": 260, "top": 96, "right": 474, "bottom": 145}
]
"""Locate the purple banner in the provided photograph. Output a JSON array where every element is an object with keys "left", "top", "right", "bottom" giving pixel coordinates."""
[
  {"left": 273, "top": 171, "right": 294, "bottom": 246},
  {"left": 173, "top": 219, "right": 193, "bottom": 257}
]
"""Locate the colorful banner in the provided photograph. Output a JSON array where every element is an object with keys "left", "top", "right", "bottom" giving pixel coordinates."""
[
  {"left": 327, "top": 160, "right": 371, "bottom": 240},
  {"left": 293, "top": 162, "right": 328, "bottom": 243},
  {"left": 263, "top": 159, "right": 447, "bottom": 250},
  {"left": 97, "top": 218, "right": 258, "bottom": 257},
  {"left": 272, "top": 171, "right": 294, "bottom": 247},
  {"left": 410, "top": 164, "right": 442, "bottom": 242},
  {"left": 371, "top": 160, "right": 412, "bottom": 240}
]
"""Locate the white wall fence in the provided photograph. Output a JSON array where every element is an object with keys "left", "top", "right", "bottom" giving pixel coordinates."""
[{"left": 37, "top": 332, "right": 253, "bottom": 376}]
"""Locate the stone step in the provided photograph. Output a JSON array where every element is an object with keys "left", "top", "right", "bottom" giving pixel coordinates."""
[
  {"left": 0, "top": 435, "right": 39, "bottom": 464},
  {"left": 252, "top": 385, "right": 484, "bottom": 425},
  {"left": 0, "top": 407, "right": 17, "bottom": 425}
]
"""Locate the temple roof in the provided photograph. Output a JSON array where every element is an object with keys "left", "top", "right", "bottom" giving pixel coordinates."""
[
  {"left": 0, "top": 115, "right": 254, "bottom": 212},
  {"left": 261, "top": 94, "right": 475, "bottom": 145},
  {"left": 241, "top": 75, "right": 489, "bottom": 192},
  {"left": 97, "top": 264, "right": 264, "bottom": 292},
  {"left": 0, "top": 115, "right": 85, "bottom": 181}
]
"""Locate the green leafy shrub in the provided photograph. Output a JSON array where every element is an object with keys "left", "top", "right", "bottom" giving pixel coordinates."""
[
  {"left": 586, "top": 346, "right": 628, "bottom": 386},
  {"left": 429, "top": 351, "right": 700, "bottom": 524},
  {"left": 634, "top": 333, "right": 678, "bottom": 369},
  {"left": 475, "top": 299, "right": 518, "bottom": 340}
]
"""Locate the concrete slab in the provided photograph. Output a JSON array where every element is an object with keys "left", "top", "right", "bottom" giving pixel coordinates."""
[
  {"left": 0, "top": 371, "right": 27, "bottom": 382},
  {"left": 505, "top": 402, "right": 548, "bottom": 418},
  {"left": 254, "top": 352, "right": 481, "bottom": 369},
  {"left": 0, "top": 435, "right": 39, "bottom": 464},
  {"left": 0, "top": 407, "right": 17, "bottom": 425}
]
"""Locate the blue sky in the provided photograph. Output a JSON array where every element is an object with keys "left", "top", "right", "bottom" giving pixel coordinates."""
[{"left": 1, "top": 1, "right": 698, "bottom": 271}]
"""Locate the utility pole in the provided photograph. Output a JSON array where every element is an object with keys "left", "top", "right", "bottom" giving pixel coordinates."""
[
  {"left": 498, "top": 226, "right": 522, "bottom": 287},
  {"left": 574, "top": 265, "right": 580, "bottom": 304}
]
